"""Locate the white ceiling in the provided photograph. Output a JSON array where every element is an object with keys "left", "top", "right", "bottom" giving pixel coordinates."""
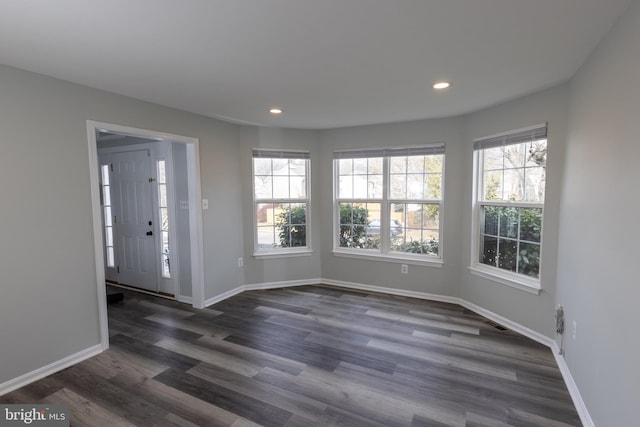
[{"left": 0, "top": 0, "right": 631, "bottom": 129}]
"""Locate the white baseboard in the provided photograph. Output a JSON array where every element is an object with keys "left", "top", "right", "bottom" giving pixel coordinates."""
[
  {"left": 0, "top": 344, "right": 103, "bottom": 396},
  {"left": 177, "top": 295, "right": 193, "bottom": 304},
  {"left": 321, "top": 278, "right": 461, "bottom": 305},
  {"left": 2, "top": 277, "right": 592, "bottom": 425},
  {"left": 551, "top": 343, "right": 595, "bottom": 427},
  {"left": 217, "top": 277, "right": 592, "bottom": 425},
  {"left": 203, "top": 278, "right": 320, "bottom": 308}
]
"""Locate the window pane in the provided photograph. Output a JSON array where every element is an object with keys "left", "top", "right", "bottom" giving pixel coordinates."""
[
  {"left": 272, "top": 159, "right": 289, "bottom": 175},
  {"left": 162, "top": 253, "right": 170, "bottom": 277},
  {"left": 289, "top": 159, "right": 306, "bottom": 176},
  {"left": 338, "top": 159, "right": 352, "bottom": 175},
  {"left": 275, "top": 203, "right": 306, "bottom": 247},
  {"left": 425, "top": 155, "right": 443, "bottom": 174},
  {"left": 390, "top": 174, "right": 406, "bottom": 199},
  {"left": 353, "top": 158, "right": 368, "bottom": 174},
  {"left": 368, "top": 157, "right": 383, "bottom": 174},
  {"left": 368, "top": 174, "right": 383, "bottom": 198},
  {"left": 483, "top": 170, "right": 502, "bottom": 200},
  {"left": 103, "top": 185, "right": 111, "bottom": 206},
  {"left": 499, "top": 207, "right": 518, "bottom": 239},
  {"left": 483, "top": 147, "right": 504, "bottom": 170},
  {"left": 406, "top": 174, "right": 424, "bottom": 199},
  {"left": 503, "top": 169, "right": 525, "bottom": 201},
  {"left": 407, "top": 156, "right": 424, "bottom": 173},
  {"left": 257, "top": 226, "right": 276, "bottom": 248},
  {"left": 338, "top": 202, "right": 380, "bottom": 249},
  {"left": 520, "top": 208, "right": 542, "bottom": 243},
  {"left": 254, "top": 158, "right": 272, "bottom": 175},
  {"left": 257, "top": 203, "right": 275, "bottom": 228},
  {"left": 498, "top": 238, "right": 518, "bottom": 272},
  {"left": 353, "top": 175, "right": 369, "bottom": 199},
  {"left": 157, "top": 160, "right": 166, "bottom": 184},
  {"left": 339, "top": 175, "right": 353, "bottom": 198},
  {"left": 526, "top": 140, "right": 547, "bottom": 168},
  {"left": 503, "top": 144, "right": 525, "bottom": 168},
  {"left": 390, "top": 203, "right": 439, "bottom": 256},
  {"left": 289, "top": 176, "right": 306, "bottom": 199},
  {"left": 160, "top": 208, "right": 169, "bottom": 231},
  {"left": 483, "top": 206, "right": 498, "bottom": 236},
  {"left": 101, "top": 165, "right": 110, "bottom": 185},
  {"left": 159, "top": 184, "right": 167, "bottom": 207},
  {"left": 161, "top": 230, "right": 170, "bottom": 252},
  {"left": 104, "top": 206, "right": 112, "bottom": 227},
  {"left": 106, "top": 247, "right": 115, "bottom": 267},
  {"left": 480, "top": 235, "right": 497, "bottom": 267},
  {"left": 524, "top": 166, "right": 545, "bottom": 202},
  {"left": 424, "top": 174, "right": 442, "bottom": 199},
  {"left": 105, "top": 227, "right": 113, "bottom": 246},
  {"left": 254, "top": 176, "right": 273, "bottom": 199},
  {"left": 273, "top": 176, "right": 289, "bottom": 198},
  {"left": 518, "top": 242, "right": 541, "bottom": 278},
  {"left": 390, "top": 157, "right": 406, "bottom": 173}
]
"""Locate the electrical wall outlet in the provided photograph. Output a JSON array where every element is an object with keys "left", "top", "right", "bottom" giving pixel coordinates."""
[
  {"left": 238, "top": 257, "right": 244, "bottom": 267},
  {"left": 202, "top": 199, "right": 209, "bottom": 210},
  {"left": 401, "top": 264, "right": 408, "bottom": 274},
  {"left": 572, "top": 320, "right": 577, "bottom": 340}
]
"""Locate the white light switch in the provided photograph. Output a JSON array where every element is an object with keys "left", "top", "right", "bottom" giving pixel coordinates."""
[{"left": 202, "top": 199, "right": 209, "bottom": 210}]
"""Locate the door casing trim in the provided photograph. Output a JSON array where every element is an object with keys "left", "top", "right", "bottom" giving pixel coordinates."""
[{"left": 86, "top": 120, "right": 206, "bottom": 351}]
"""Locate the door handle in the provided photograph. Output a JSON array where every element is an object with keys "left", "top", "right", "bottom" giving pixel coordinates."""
[{"left": 146, "top": 231, "right": 153, "bottom": 236}]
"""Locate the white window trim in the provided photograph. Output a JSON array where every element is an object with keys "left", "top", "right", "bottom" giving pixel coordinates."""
[
  {"left": 470, "top": 124, "right": 546, "bottom": 294},
  {"left": 252, "top": 149, "right": 311, "bottom": 258},
  {"left": 254, "top": 248, "right": 314, "bottom": 259},
  {"left": 332, "top": 145, "right": 445, "bottom": 263},
  {"left": 333, "top": 248, "right": 444, "bottom": 268}
]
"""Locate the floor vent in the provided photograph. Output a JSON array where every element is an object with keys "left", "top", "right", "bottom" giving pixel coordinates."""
[{"left": 486, "top": 320, "right": 509, "bottom": 331}]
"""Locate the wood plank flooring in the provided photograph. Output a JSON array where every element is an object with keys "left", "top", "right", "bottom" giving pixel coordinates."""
[{"left": 0, "top": 285, "right": 582, "bottom": 426}]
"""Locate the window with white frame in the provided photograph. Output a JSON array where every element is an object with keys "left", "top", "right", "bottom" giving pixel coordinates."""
[
  {"left": 473, "top": 124, "right": 547, "bottom": 285},
  {"left": 253, "top": 149, "right": 310, "bottom": 254},
  {"left": 100, "top": 164, "right": 115, "bottom": 268},
  {"left": 334, "top": 145, "right": 444, "bottom": 261},
  {"left": 156, "top": 160, "right": 171, "bottom": 278}
]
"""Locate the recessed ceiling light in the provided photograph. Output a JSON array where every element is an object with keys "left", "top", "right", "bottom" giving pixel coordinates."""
[
  {"left": 269, "top": 107, "right": 283, "bottom": 115},
  {"left": 433, "top": 81, "right": 451, "bottom": 90}
]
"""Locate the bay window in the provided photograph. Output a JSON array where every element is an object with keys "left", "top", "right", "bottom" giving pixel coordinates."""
[
  {"left": 253, "top": 149, "right": 311, "bottom": 257},
  {"left": 472, "top": 124, "right": 547, "bottom": 291},
  {"left": 333, "top": 145, "right": 445, "bottom": 264}
]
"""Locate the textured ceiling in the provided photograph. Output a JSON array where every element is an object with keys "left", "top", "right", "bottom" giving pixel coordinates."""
[{"left": 0, "top": 0, "right": 631, "bottom": 129}]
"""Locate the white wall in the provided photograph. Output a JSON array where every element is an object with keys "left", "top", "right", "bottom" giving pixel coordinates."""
[
  {"left": 460, "top": 85, "right": 570, "bottom": 337},
  {"left": 556, "top": 1, "right": 640, "bottom": 425},
  {"left": 318, "top": 117, "right": 466, "bottom": 296},
  {"left": 0, "top": 64, "right": 244, "bottom": 385},
  {"left": 2, "top": 5, "right": 639, "bottom": 419},
  {"left": 239, "top": 126, "right": 323, "bottom": 285},
  {"left": 172, "top": 142, "right": 193, "bottom": 299}
]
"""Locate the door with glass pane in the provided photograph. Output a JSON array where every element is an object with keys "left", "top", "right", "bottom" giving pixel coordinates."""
[{"left": 110, "top": 150, "right": 158, "bottom": 292}]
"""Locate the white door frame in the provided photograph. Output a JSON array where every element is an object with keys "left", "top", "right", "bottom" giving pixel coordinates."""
[{"left": 87, "top": 120, "right": 206, "bottom": 350}]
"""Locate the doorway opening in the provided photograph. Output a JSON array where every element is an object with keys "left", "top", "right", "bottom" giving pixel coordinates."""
[{"left": 87, "top": 121, "right": 205, "bottom": 350}]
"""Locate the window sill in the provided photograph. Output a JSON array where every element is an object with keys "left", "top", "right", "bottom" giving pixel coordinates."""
[
  {"left": 468, "top": 265, "right": 541, "bottom": 295},
  {"left": 332, "top": 249, "right": 443, "bottom": 268},
  {"left": 253, "top": 249, "right": 313, "bottom": 260}
]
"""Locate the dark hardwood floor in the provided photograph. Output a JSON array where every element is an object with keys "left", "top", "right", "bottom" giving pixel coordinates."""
[{"left": 1, "top": 285, "right": 581, "bottom": 426}]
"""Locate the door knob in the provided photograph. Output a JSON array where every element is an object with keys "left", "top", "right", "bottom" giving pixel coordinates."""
[{"left": 146, "top": 231, "right": 153, "bottom": 236}]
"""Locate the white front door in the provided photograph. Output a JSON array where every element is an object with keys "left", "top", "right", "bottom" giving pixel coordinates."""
[{"left": 111, "top": 150, "right": 158, "bottom": 292}]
